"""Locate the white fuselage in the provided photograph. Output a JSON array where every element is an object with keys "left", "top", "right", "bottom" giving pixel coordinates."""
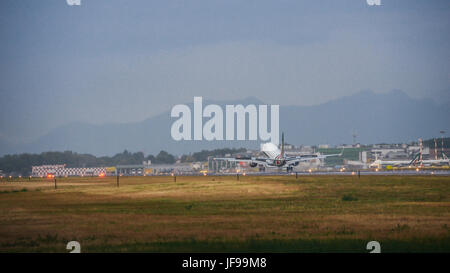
[
  {"left": 370, "top": 158, "right": 449, "bottom": 168},
  {"left": 260, "top": 142, "right": 287, "bottom": 167},
  {"left": 370, "top": 159, "right": 413, "bottom": 167},
  {"left": 261, "top": 143, "right": 281, "bottom": 159}
]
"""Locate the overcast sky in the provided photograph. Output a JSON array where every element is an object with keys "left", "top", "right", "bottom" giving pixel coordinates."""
[{"left": 0, "top": 0, "right": 449, "bottom": 142}]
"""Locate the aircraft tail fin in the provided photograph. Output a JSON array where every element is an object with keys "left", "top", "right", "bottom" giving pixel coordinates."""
[{"left": 409, "top": 153, "right": 420, "bottom": 166}]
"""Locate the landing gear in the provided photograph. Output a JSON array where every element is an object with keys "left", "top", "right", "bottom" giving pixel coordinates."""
[{"left": 286, "top": 166, "right": 293, "bottom": 173}]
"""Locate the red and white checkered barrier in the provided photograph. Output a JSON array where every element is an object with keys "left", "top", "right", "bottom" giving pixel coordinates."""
[{"left": 32, "top": 165, "right": 106, "bottom": 177}]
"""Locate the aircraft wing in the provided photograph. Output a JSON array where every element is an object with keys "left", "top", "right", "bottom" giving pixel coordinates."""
[
  {"left": 284, "top": 148, "right": 344, "bottom": 165},
  {"left": 213, "top": 157, "right": 252, "bottom": 163},
  {"left": 213, "top": 157, "right": 268, "bottom": 164},
  {"left": 319, "top": 148, "right": 345, "bottom": 158}
]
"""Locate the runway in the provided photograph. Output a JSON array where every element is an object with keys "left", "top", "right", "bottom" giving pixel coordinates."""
[{"left": 172, "top": 170, "right": 450, "bottom": 177}]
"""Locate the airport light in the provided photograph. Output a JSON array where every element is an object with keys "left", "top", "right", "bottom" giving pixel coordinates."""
[{"left": 416, "top": 168, "right": 420, "bottom": 172}]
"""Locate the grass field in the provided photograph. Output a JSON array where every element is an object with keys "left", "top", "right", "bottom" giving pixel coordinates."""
[{"left": 0, "top": 175, "right": 449, "bottom": 253}]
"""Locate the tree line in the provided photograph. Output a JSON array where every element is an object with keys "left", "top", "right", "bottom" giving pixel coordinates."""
[{"left": 0, "top": 148, "right": 247, "bottom": 176}]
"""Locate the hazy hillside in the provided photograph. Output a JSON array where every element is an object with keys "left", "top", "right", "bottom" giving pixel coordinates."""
[
  {"left": 2, "top": 90, "right": 449, "bottom": 156},
  {"left": 281, "top": 90, "right": 449, "bottom": 146}
]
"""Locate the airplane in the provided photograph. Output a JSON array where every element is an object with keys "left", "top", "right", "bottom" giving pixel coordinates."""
[
  {"left": 213, "top": 133, "right": 343, "bottom": 172},
  {"left": 369, "top": 153, "right": 420, "bottom": 168},
  {"left": 369, "top": 152, "right": 449, "bottom": 168},
  {"left": 416, "top": 153, "right": 450, "bottom": 166}
]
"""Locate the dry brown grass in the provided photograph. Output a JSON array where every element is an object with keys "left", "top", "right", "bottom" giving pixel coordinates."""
[{"left": 0, "top": 175, "right": 449, "bottom": 252}]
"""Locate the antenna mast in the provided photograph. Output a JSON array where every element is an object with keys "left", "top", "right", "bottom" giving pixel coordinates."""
[
  {"left": 419, "top": 138, "right": 423, "bottom": 167},
  {"left": 352, "top": 129, "right": 358, "bottom": 146},
  {"left": 434, "top": 138, "right": 438, "bottom": 160}
]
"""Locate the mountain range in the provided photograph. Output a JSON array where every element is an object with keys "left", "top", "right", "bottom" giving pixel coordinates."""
[{"left": 1, "top": 90, "right": 448, "bottom": 156}]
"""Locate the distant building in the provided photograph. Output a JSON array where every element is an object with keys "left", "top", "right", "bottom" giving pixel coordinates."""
[
  {"left": 429, "top": 148, "right": 450, "bottom": 159},
  {"left": 284, "top": 144, "right": 295, "bottom": 150},
  {"left": 297, "top": 145, "right": 315, "bottom": 153},
  {"left": 407, "top": 146, "right": 421, "bottom": 155},
  {"left": 208, "top": 156, "right": 238, "bottom": 173},
  {"left": 360, "top": 151, "right": 368, "bottom": 163},
  {"left": 371, "top": 148, "right": 405, "bottom": 158},
  {"left": 384, "top": 151, "right": 409, "bottom": 160},
  {"left": 148, "top": 163, "right": 198, "bottom": 175}
]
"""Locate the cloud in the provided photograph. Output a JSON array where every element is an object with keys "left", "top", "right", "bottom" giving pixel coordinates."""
[
  {"left": 79, "top": 32, "right": 443, "bottom": 115},
  {"left": 1, "top": 0, "right": 449, "bottom": 141}
]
